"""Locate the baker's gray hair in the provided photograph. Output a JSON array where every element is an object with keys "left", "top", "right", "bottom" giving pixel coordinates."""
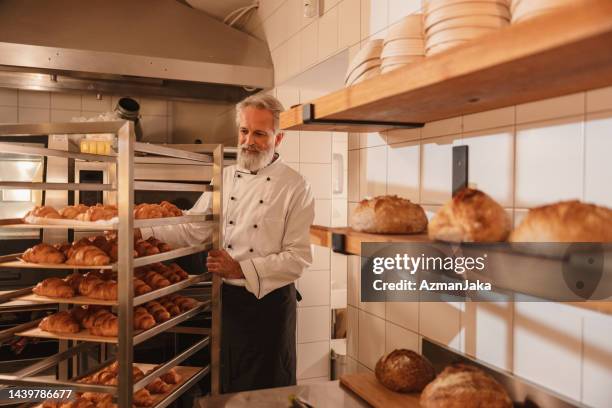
[{"left": 235, "top": 93, "right": 285, "bottom": 135}]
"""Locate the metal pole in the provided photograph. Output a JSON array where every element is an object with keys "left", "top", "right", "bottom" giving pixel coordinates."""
[
  {"left": 117, "top": 121, "right": 135, "bottom": 407},
  {"left": 211, "top": 144, "right": 223, "bottom": 395}
]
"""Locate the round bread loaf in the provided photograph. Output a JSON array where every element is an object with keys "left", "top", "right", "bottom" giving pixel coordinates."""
[
  {"left": 428, "top": 188, "right": 510, "bottom": 242},
  {"left": 375, "top": 349, "right": 435, "bottom": 393},
  {"left": 420, "top": 364, "right": 512, "bottom": 408},
  {"left": 350, "top": 195, "right": 427, "bottom": 234},
  {"left": 510, "top": 200, "right": 612, "bottom": 242}
]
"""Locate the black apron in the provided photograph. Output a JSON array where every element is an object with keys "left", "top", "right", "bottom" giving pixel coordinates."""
[{"left": 220, "top": 282, "right": 297, "bottom": 393}]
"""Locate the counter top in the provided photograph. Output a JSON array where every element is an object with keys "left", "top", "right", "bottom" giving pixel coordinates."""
[{"left": 195, "top": 380, "right": 369, "bottom": 408}]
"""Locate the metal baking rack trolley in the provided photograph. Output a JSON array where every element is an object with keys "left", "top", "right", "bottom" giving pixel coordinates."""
[{"left": 0, "top": 121, "right": 223, "bottom": 407}]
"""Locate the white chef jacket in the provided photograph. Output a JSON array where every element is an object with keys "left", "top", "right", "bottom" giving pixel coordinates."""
[{"left": 141, "top": 154, "right": 315, "bottom": 299}]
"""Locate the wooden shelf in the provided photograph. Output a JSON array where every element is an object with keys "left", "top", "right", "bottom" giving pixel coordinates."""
[
  {"left": 340, "top": 373, "right": 421, "bottom": 408},
  {"left": 310, "top": 226, "right": 612, "bottom": 315},
  {"left": 310, "top": 225, "right": 429, "bottom": 256},
  {"left": 281, "top": 0, "right": 612, "bottom": 132}
]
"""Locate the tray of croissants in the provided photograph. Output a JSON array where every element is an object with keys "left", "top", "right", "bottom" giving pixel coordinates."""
[
  {"left": 19, "top": 201, "right": 183, "bottom": 228},
  {"left": 17, "top": 293, "right": 202, "bottom": 343},
  {"left": 18, "top": 262, "right": 198, "bottom": 305},
  {"left": 37, "top": 361, "right": 201, "bottom": 408},
  {"left": 4, "top": 234, "right": 174, "bottom": 269}
]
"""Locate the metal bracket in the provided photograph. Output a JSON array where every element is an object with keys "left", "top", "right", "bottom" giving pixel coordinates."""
[
  {"left": 302, "top": 104, "right": 424, "bottom": 129},
  {"left": 331, "top": 232, "right": 347, "bottom": 254},
  {"left": 452, "top": 145, "right": 469, "bottom": 196}
]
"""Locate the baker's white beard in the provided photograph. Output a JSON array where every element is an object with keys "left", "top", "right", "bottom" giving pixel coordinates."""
[{"left": 237, "top": 142, "right": 276, "bottom": 172}]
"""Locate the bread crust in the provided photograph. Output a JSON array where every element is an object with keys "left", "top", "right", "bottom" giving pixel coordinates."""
[
  {"left": 351, "top": 195, "right": 427, "bottom": 234},
  {"left": 510, "top": 200, "right": 612, "bottom": 242},
  {"left": 375, "top": 349, "right": 435, "bottom": 392},
  {"left": 420, "top": 364, "right": 512, "bottom": 408},
  {"left": 428, "top": 188, "right": 510, "bottom": 242}
]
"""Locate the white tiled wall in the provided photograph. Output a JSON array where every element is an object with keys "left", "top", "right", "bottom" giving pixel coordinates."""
[{"left": 255, "top": 1, "right": 612, "bottom": 402}]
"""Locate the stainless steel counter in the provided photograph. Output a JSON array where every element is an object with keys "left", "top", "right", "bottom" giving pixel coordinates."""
[{"left": 195, "top": 380, "right": 369, "bottom": 408}]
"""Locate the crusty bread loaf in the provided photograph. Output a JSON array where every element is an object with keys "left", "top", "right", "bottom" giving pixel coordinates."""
[
  {"left": 350, "top": 195, "right": 427, "bottom": 234},
  {"left": 510, "top": 200, "right": 612, "bottom": 242},
  {"left": 420, "top": 364, "right": 512, "bottom": 408},
  {"left": 428, "top": 188, "right": 510, "bottom": 242},
  {"left": 375, "top": 349, "right": 435, "bottom": 392}
]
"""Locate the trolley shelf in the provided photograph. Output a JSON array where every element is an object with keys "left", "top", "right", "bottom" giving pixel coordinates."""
[
  {"left": 16, "top": 301, "right": 210, "bottom": 345},
  {"left": 0, "top": 214, "right": 213, "bottom": 231},
  {"left": 0, "top": 243, "right": 212, "bottom": 271},
  {"left": 11, "top": 274, "right": 207, "bottom": 307}
]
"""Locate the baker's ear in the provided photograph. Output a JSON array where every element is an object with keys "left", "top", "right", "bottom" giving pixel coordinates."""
[{"left": 275, "top": 132, "right": 284, "bottom": 147}]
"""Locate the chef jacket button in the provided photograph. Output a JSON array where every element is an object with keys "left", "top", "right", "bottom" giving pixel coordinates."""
[
  {"left": 259, "top": 200, "right": 264, "bottom": 204},
  {"left": 237, "top": 174, "right": 241, "bottom": 178},
  {"left": 227, "top": 244, "right": 232, "bottom": 249},
  {"left": 230, "top": 196, "right": 235, "bottom": 200},
  {"left": 253, "top": 224, "right": 258, "bottom": 228},
  {"left": 229, "top": 220, "right": 234, "bottom": 225},
  {"left": 249, "top": 248, "right": 253, "bottom": 252},
  {"left": 266, "top": 177, "right": 271, "bottom": 181}
]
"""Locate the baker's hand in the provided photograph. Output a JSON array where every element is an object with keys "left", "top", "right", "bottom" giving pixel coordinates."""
[{"left": 206, "top": 249, "right": 244, "bottom": 279}]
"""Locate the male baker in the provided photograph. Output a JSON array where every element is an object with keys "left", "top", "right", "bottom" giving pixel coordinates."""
[{"left": 140, "top": 93, "right": 315, "bottom": 392}]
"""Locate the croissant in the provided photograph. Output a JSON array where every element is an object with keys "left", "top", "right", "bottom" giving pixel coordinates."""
[
  {"left": 146, "top": 377, "right": 171, "bottom": 394},
  {"left": 81, "top": 308, "right": 113, "bottom": 329},
  {"left": 59, "top": 397, "right": 96, "bottom": 408},
  {"left": 67, "top": 237, "right": 94, "bottom": 258},
  {"left": 159, "top": 367, "right": 181, "bottom": 384},
  {"left": 79, "top": 274, "right": 105, "bottom": 296},
  {"left": 22, "top": 243, "right": 65, "bottom": 264},
  {"left": 42, "top": 401, "right": 59, "bottom": 408},
  {"left": 60, "top": 204, "right": 89, "bottom": 219},
  {"left": 146, "top": 236, "right": 172, "bottom": 252},
  {"left": 90, "top": 235, "right": 113, "bottom": 254},
  {"left": 167, "top": 294, "right": 198, "bottom": 312},
  {"left": 102, "top": 365, "right": 145, "bottom": 385},
  {"left": 79, "top": 392, "right": 113, "bottom": 406},
  {"left": 144, "top": 301, "right": 171, "bottom": 323},
  {"left": 134, "top": 203, "right": 165, "bottom": 219},
  {"left": 143, "top": 271, "right": 170, "bottom": 289},
  {"left": 33, "top": 277, "right": 74, "bottom": 298},
  {"left": 39, "top": 311, "right": 80, "bottom": 334},
  {"left": 26, "top": 205, "right": 61, "bottom": 219},
  {"left": 89, "top": 313, "right": 119, "bottom": 337},
  {"left": 64, "top": 272, "right": 84, "bottom": 292},
  {"left": 133, "top": 388, "right": 154, "bottom": 407},
  {"left": 88, "top": 280, "right": 118, "bottom": 301},
  {"left": 76, "top": 204, "right": 118, "bottom": 222},
  {"left": 70, "top": 305, "right": 89, "bottom": 325},
  {"left": 134, "top": 278, "right": 153, "bottom": 296},
  {"left": 66, "top": 245, "right": 111, "bottom": 266},
  {"left": 160, "top": 201, "right": 182, "bottom": 217},
  {"left": 133, "top": 307, "right": 156, "bottom": 330},
  {"left": 159, "top": 298, "right": 181, "bottom": 317},
  {"left": 168, "top": 263, "right": 189, "bottom": 280},
  {"left": 134, "top": 240, "right": 160, "bottom": 257},
  {"left": 53, "top": 242, "right": 72, "bottom": 257}
]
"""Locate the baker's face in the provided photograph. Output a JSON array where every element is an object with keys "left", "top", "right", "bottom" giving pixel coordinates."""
[
  {"left": 237, "top": 106, "right": 283, "bottom": 149},
  {"left": 237, "top": 106, "right": 283, "bottom": 171}
]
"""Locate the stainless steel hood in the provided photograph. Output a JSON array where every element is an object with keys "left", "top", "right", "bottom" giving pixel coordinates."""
[{"left": 0, "top": 0, "right": 273, "bottom": 101}]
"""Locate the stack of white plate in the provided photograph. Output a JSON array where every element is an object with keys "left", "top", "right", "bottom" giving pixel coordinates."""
[
  {"left": 345, "top": 39, "right": 383, "bottom": 86},
  {"left": 511, "top": 0, "right": 573, "bottom": 24},
  {"left": 381, "top": 14, "right": 425, "bottom": 73},
  {"left": 424, "top": 0, "right": 511, "bottom": 56}
]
